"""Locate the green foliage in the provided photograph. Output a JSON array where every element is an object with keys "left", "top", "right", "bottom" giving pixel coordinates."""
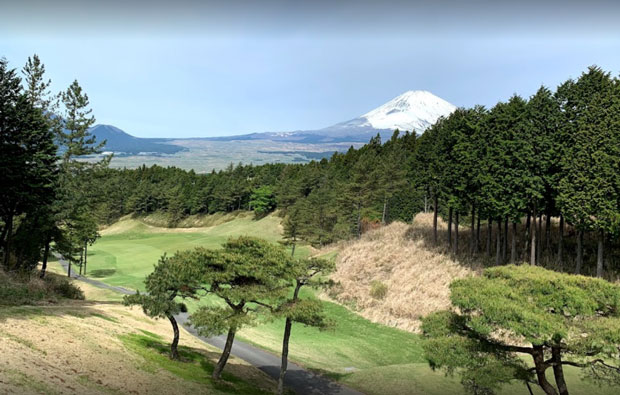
[
  {"left": 0, "top": 57, "right": 58, "bottom": 271},
  {"left": 423, "top": 265, "right": 620, "bottom": 394},
  {"left": 557, "top": 67, "right": 620, "bottom": 235},
  {"left": 124, "top": 252, "right": 202, "bottom": 319},
  {"left": 249, "top": 186, "right": 276, "bottom": 217},
  {"left": 188, "top": 237, "right": 294, "bottom": 335}
]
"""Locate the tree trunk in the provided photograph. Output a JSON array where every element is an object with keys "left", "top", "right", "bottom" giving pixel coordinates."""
[
  {"left": 68, "top": 259, "right": 72, "bottom": 277},
  {"left": 433, "top": 194, "right": 438, "bottom": 245},
  {"left": 530, "top": 206, "right": 537, "bottom": 266},
  {"left": 424, "top": 194, "right": 428, "bottom": 213},
  {"left": 524, "top": 213, "right": 531, "bottom": 260},
  {"left": 79, "top": 247, "right": 84, "bottom": 276},
  {"left": 278, "top": 282, "right": 302, "bottom": 395},
  {"left": 597, "top": 230, "right": 604, "bottom": 278},
  {"left": 84, "top": 242, "right": 88, "bottom": 276},
  {"left": 213, "top": 327, "right": 236, "bottom": 379},
  {"left": 39, "top": 236, "right": 51, "bottom": 279},
  {"left": 278, "top": 317, "right": 293, "bottom": 395},
  {"left": 167, "top": 314, "right": 180, "bottom": 360},
  {"left": 558, "top": 215, "right": 564, "bottom": 271},
  {"left": 545, "top": 213, "right": 552, "bottom": 253},
  {"left": 381, "top": 195, "right": 388, "bottom": 225},
  {"left": 537, "top": 214, "right": 542, "bottom": 264},
  {"left": 3, "top": 214, "right": 13, "bottom": 268},
  {"left": 476, "top": 215, "right": 481, "bottom": 253},
  {"left": 448, "top": 207, "right": 453, "bottom": 248},
  {"left": 486, "top": 218, "right": 492, "bottom": 257},
  {"left": 575, "top": 229, "right": 583, "bottom": 275},
  {"left": 291, "top": 243, "right": 296, "bottom": 258},
  {"left": 510, "top": 222, "right": 517, "bottom": 264},
  {"left": 551, "top": 346, "right": 569, "bottom": 395},
  {"left": 532, "top": 346, "right": 559, "bottom": 395},
  {"left": 495, "top": 219, "right": 501, "bottom": 266},
  {"left": 453, "top": 212, "right": 459, "bottom": 255},
  {"left": 470, "top": 205, "right": 476, "bottom": 255},
  {"left": 502, "top": 217, "right": 508, "bottom": 262}
]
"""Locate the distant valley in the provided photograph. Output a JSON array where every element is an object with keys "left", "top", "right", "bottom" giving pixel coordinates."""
[{"left": 88, "top": 90, "right": 456, "bottom": 172}]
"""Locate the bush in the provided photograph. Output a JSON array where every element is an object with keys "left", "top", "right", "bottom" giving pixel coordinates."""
[
  {"left": 45, "top": 275, "right": 84, "bottom": 300},
  {"left": 0, "top": 270, "right": 83, "bottom": 305},
  {"left": 369, "top": 280, "right": 388, "bottom": 299}
]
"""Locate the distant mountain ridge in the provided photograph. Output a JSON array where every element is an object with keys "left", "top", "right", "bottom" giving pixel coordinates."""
[
  {"left": 208, "top": 90, "right": 456, "bottom": 143},
  {"left": 88, "top": 124, "right": 185, "bottom": 155},
  {"left": 90, "top": 90, "right": 456, "bottom": 153}
]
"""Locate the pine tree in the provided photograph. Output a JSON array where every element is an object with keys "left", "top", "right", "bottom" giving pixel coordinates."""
[
  {"left": 276, "top": 258, "right": 334, "bottom": 394},
  {"left": 188, "top": 237, "right": 294, "bottom": 379},
  {"left": 124, "top": 252, "right": 204, "bottom": 359},
  {"left": 0, "top": 58, "right": 58, "bottom": 270},
  {"left": 59, "top": 80, "right": 104, "bottom": 162}
]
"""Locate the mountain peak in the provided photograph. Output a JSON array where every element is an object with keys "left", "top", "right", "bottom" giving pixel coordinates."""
[{"left": 361, "top": 90, "right": 456, "bottom": 132}]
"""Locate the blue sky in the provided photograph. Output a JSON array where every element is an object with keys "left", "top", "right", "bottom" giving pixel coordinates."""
[{"left": 2, "top": 0, "right": 620, "bottom": 138}]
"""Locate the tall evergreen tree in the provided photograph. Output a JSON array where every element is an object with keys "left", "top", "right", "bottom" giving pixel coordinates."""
[{"left": 557, "top": 67, "right": 619, "bottom": 277}]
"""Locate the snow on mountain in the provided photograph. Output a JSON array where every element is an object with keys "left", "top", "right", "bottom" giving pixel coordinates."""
[{"left": 343, "top": 90, "right": 456, "bottom": 134}]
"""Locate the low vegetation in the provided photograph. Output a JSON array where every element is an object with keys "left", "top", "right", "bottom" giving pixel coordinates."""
[{"left": 0, "top": 269, "right": 83, "bottom": 306}]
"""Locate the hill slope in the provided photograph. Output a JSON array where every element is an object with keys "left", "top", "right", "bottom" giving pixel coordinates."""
[
  {"left": 89, "top": 124, "right": 185, "bottom": 155},
  {"left": 329, "top": 213, "right": 478, "bottom": 332}
]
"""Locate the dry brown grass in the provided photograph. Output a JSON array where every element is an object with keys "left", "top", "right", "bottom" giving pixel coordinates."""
[
  {"left": 329, "top": 213, "right": 481, "bottom": 332},
  {"left": 0, "top": 280, "right": 276, "bottom": 395}
]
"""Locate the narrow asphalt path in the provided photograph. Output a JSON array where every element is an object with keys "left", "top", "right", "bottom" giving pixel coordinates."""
[{"left": 56, "top": 256, "right": 362, "bottom": 395}]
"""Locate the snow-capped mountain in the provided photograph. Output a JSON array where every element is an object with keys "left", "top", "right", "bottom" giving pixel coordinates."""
[
  {"left": 95, "top": 91, "right": 457, "bottom": 151},
  {"left": 360, "top": 90, "right": 456, "bottom": 132},
  {"left": 324, "top": 90, "right": 456, "bottom": 137}
]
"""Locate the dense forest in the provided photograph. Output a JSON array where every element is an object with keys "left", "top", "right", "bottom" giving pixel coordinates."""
[{"left": 1, "top": 54, "right": 619, "bottom": 280}]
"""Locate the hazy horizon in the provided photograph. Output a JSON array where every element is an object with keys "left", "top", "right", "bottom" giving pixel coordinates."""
[{"left": 2, "top": 0, "right": 620, "bottom": 138}]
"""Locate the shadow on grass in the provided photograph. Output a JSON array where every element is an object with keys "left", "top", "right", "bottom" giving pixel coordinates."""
[
  {"left": 120, "top": 333, "right": 273, "bottom": 395},
  {"left": 88, "top": 269, "right": 117, "bottom": 278}
]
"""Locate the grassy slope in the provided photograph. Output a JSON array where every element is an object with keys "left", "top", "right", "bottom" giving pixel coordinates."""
[
  {"left": 86, "top": 212, "right": 308, "bottom": 291},
  {"left": 79, "top": 213, "right": 617, "bottom": 395},
  {"left": 0, "top": 277, "right": 275, "bottom": 395}
]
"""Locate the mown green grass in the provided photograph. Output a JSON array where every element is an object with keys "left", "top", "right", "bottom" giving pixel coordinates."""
[{"left": 85, "top": 213, "right": 309, "bottom": 291}]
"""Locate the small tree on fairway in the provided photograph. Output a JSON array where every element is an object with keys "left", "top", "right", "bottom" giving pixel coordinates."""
[
  {"left": 282, "top": 205, "right": 301, "bottom": 257},
  {"left": 124, "top": 252, "right": 203, "bottom": 359},
  {"left": 277, "top": 257, "right": 334, "bottom": 395},
  {"left": 188, "top": 237, "right": 293, "bottom": 379},
  {"left": 422, "top": 265, "right": 620, "bottom": 395}
]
